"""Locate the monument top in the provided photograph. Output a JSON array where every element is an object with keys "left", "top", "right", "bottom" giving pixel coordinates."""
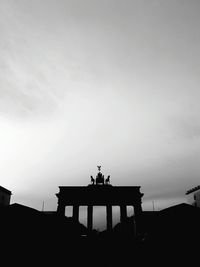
[{"left": 90, "top": 166, "right": 110, "bottom": 186}]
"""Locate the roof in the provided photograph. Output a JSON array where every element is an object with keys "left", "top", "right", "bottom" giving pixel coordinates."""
[
  {"left": 159, "top": 203, "right": 200, "bottom": 216},
  {"left": 8, "top": 203, "right": 41, "bottom": 215},
  {"left": 0, "top": 186, "right": 12, "bottom": 195},
  {"left": 186, "top": 185, "right": 200, "bottom": 195}
]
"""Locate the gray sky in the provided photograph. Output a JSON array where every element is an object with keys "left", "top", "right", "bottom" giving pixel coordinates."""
[{"left": 1, "top": 0, "right": 200, "bottom": 227}]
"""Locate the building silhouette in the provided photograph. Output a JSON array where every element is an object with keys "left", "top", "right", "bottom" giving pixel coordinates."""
[
  {"left": 1, "top": 178, "right": 200, "bottom": 264},
  {"left": 186, "top": 185, "right": 200, "bottom": 207},
  {"left": 0, "top": 186, "right": 12, "bottom": 206}
]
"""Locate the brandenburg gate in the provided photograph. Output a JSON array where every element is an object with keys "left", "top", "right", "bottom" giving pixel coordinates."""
[{"left": 56, "top": 166, "right": 144, "bottom": 232}]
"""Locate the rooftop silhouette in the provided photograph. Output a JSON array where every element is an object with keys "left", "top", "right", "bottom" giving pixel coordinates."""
[
  {"left": 1, "top": 176, "right": 200, "bottom": 265},
  {"left": 186, "top": 185, "right": 200, "bottom": 194}
]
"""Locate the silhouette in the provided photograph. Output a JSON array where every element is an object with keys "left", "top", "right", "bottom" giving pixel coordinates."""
[
  {"left": 105, "top": 175, "right": 110, "bottom": 184},
  {"left": 97, "top": 165, "right": 101, "bottom": 171},
  {"left": 56, "top": 167, "right": 144, "bottom": 234},
  {"left": 0, "top": 186, "right": 12, "bottom": 206},
  {"left": 2, "top": 180, "right": 200, "bottom": 265},
  {"left": 95, "top": 171, "right": 104, "bottom": 184},
  {"left": 90, "top": 175, "right": 95, "bottom": 185},
  {"left": 90, "top": 166, "right": 111, "bottom": 185},
  {"left": 186, "top": 185, "right": 200, "bottom": 207},
  {"left": 95, "top": 166, "right": 105, "bottom": 185}
]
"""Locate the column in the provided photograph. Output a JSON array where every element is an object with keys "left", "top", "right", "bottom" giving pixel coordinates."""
[
  {"left": 134, "top": 203, "right": 143, "bottom": 235},
  {"left": 87, "top": 205, "right": 93, "bottom": 231},
  {"left": 120, "top": 205, "right": 127, "bottom": 223},
  {"left": 106, "top": 205, "right": 112, "bottom": 231},
  {"left": 134, "top": 202, "right": 142, "bottom": 216},
  {"left": 73, "top": 205, "right": 79, "bottom": 221},
  {"left": 57, "top": 202, "right": 65, "bottom": 216}
]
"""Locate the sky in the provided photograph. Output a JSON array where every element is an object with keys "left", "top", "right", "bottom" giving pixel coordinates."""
[{"left": 1, "top": 0, "right": 200, "bottom": 228}]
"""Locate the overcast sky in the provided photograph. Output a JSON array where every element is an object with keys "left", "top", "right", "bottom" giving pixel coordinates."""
[{"left": 1, "top": 0, "right": 200, "bottom": 227}]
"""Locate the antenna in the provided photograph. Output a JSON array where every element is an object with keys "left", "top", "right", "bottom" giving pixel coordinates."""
[
  {"left": 42, "top": 201, "right": 45, "bottom": 212},
  {"left": 152, "top": 201, "right": 155, "bottom": 211}
]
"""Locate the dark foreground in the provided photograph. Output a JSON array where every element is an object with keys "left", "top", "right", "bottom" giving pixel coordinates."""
[{"left": 1, "top": 203, "right": 200, "bottom": 266}]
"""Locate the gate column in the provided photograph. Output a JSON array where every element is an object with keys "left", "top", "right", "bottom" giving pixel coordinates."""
[
  {"left": 106, "top": 205, "right": 112, "bottom": 231},
  {"left": 73, "top": 205, "right": 79, "bottom": 221},
  {"left": 57, "top": 203, "right": 65, "bottom": 216},
  {"left": 87, "top": 205, "right": 93, "bottom": 231},
  {"left": 134, "top": 203, "right": 143, "bottom": 234},
  {"left": 120, "top": 205, "right": 127, "bottom": 223}
]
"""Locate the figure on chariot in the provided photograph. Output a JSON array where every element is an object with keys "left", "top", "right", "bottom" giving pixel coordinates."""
[{"left": 90, "top": 166, "right": 110, "bottom": 185}]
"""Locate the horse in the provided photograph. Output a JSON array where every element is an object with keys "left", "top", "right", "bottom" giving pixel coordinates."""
[
  {"left": 105, "top": 175, "right": 110, "bottom": 184},
  {"left": 90, "top": 176, "right": 95, "bottom": 185}
]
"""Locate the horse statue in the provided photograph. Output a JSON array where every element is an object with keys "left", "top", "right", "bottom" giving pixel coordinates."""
[
  {"left": 89, "top": 166, "right": 111, "bottom": 186},
  {"left": 105, "top": 175, "right": 110, "bottom": 185},
  {"left": 90, "top": 176, "right": 95, "bottom": 185}
]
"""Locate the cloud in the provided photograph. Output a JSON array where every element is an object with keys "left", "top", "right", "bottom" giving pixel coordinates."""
[
  {"left": 1, "top": 0, "right": 200, "bottom": 213},
  {"left": 170, "top": 115, "right": 200, "bottom": 140}
]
